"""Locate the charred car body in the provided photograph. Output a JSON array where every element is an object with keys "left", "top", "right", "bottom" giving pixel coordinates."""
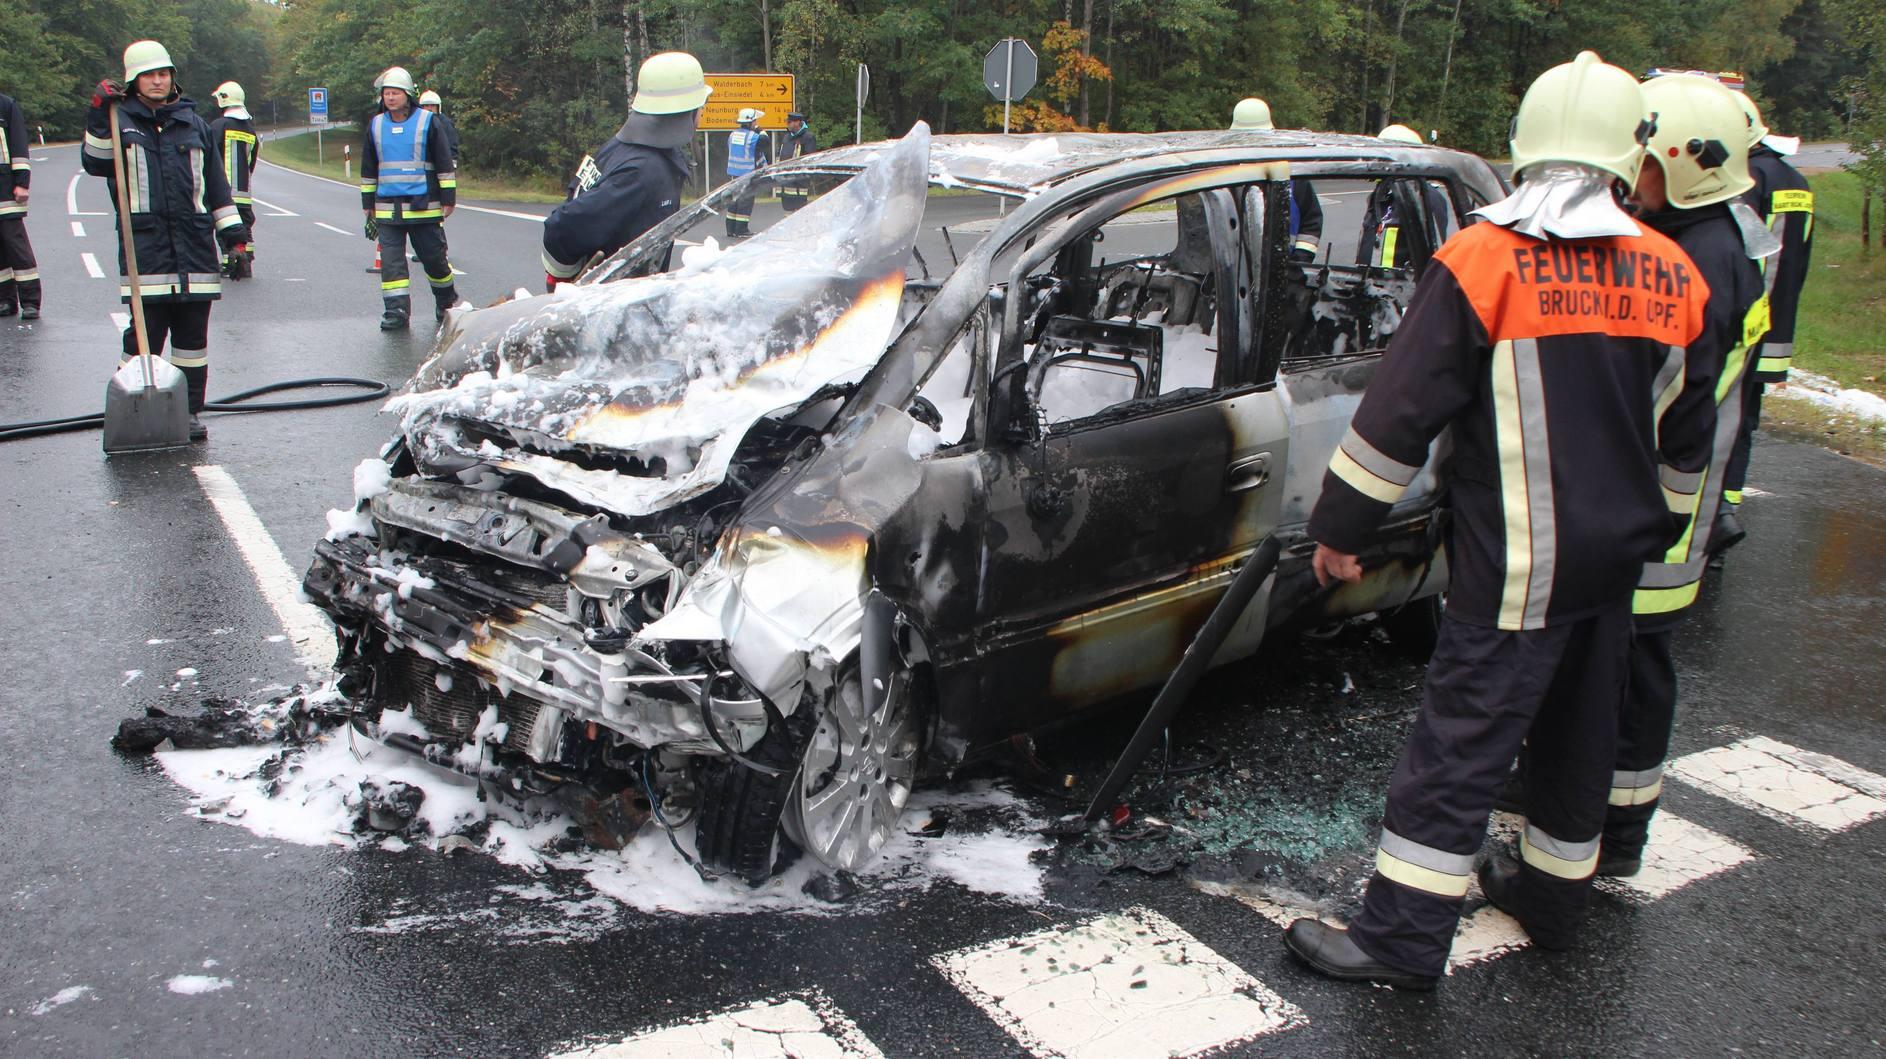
[{"left": 303, "top": 125, "right": 1507, "bottom": 882}]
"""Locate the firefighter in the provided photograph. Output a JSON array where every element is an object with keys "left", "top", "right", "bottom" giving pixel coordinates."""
[
  {"left": 0, "top": 87, "right": 41, "bottom": 320},
  {"left": 1603, "top": 73, "right": 1772, "bottom": 876},
  {"left": 723, "top": 108, "right": 770, "bottom": 238},
  {"left": 1282, "top": 52, "right": 1717, "bottom": 989},
  {"left": 778, "top": 111, "right": 816, "bottom": 212},
  {"left": 1228, "top": 98, "right": 1323, "bottom": 259},
  {"left": 361, "top": 66, "right": 460, "bottom": 330},
  {"left": 208, "top": 81, "right": 259, "bottom": 279},
  {"left": 1356, "top": 124, "right": 1449, "bottom": 270},
  {"left": 1715, "top": 90, "right": 1814, "bottom": 560},
  {"left": 82, "top": 41, "right": 250, "bottom": 442},
  {"left": 418, "top": 89, "right": 461, "bottom": 169},
  {"left": 542, "top": 51, "right": 705, "bottom": 290}
]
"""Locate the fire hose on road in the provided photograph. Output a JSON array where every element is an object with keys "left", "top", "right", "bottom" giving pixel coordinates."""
[{"left": 0, "top": 376, "right": 391, "bottom": 442}]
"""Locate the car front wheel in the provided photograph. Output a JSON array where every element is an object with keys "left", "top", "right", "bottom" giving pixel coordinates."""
[{"left": 783, "top": 664, "right": 921, "bottom": 873}]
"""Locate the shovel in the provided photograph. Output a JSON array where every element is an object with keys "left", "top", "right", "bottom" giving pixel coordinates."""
[{"left": 102, "top": 99, "right": 190, "bottom": 454}]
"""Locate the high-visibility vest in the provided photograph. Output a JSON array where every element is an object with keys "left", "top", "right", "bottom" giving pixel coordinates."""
[
  {"left": 727, "top": 128, "right": 762, "bottom": 177},
  {"left": 372, "top": 110, "right": 433, "bottom": 198}
]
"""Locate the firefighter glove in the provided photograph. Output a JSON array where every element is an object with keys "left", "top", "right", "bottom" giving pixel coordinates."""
[
  {"left": 1288, "top": 247, "right": 1316, "bottom": 263},
  {"left": 219, "top": 224, "right": 252, "bottom": 250},
  {"left": 544, "top": 272, "right": 560, "bottom": 293},
  {"left": 364, "top": 216, "right": 379, "bottom": 240},
  {"left": 92, "top": 80, "right": 126, "bottom": 107}
]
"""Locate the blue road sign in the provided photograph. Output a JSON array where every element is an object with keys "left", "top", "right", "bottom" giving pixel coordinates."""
[{"left": 309, "top": 87, "right": 329, "bottom": 125}]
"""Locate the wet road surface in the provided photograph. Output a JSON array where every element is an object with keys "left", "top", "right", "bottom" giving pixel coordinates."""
[{"left": 2, "top": 144, "right": 1883, "bottom": 1057}]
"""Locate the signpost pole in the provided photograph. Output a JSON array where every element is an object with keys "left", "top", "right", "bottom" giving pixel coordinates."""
[
  {"left": 317, "top": 128, "right": 324, "bottom": 167},
  {"left": 1002, "top": 40, "right": 1014, "bottom": 135}
]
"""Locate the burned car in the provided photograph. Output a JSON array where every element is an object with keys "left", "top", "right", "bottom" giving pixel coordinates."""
[{"left": 303, "top": 124, "right": 1506, "bottom": 882}]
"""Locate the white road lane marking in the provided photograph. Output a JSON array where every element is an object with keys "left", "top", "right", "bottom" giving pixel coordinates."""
[
  {"left": 249, "top": 197, "right": 299, "bottom": 217},
  {"left": 66, "top": 172, "right": 106, "bottom": 216},
  {"left": 259, "top": 160, "right": 544, "bottom": 222},
  {"left": 192, "top": 466, "right": 336, "bottom": 676},
  {"left": 1597, "top": 812, "right": 1757, "bottom": 902},
  {"left": 111, "top": 312, "right": 129, "bottom": 331},
  {"left": 932, "top": 906, "right": 1305, "bottom": 1057},
  {"left": 71, "top": 221, "right": 86, "bottom": 237},
  {"left": 1670, "top": 739, "right": 1886, "bottom": 832},
  {"left": 548, "top": 990, "right": 884, "bottom": 1058},
  {"left": 81, "top": 253, "right": 105, "bottom": 279},
  {"left": 313, "top": 221, "right": 354, "bottom": 237}
]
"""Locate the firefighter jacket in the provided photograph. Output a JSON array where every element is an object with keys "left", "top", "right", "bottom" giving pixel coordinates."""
[
  {"left": 1632, "top": 203, "right": 1769, "bottom": 618},
  {"left": 208, "top": 109, "right": 259, "bottom": 205},
  {"left": 1744, "top": 146, "right": 1813, "bottom": 380},
  {"left": 82, "top": 94, "right": 244, "bottom": 302},
  {"left": 541, "top": 132, "right": 690, "bottom": 281},
  {"left": 360, "top": 107, "right": 456, "bottom": 225},
  {"left": 432, "top": 110, "right": 462, "bottom": 169},
  {"left": 1357, "top": 180, "right": 1450, "bottom": 269},
  {"left": 1308, "top": 218, "right": 1719, "bottom": 631},
  {"left": 780, "top": 125, "right": 817, "bottom": 162},
  {"left": 1289, "top": 179, "right": 1324, "bottom": 256},
  {"left": 726, "top": 127, "right": 770, "bottom": 178},
  {"left": 0, "top": 93, "right": 30, "bottom": 217}
]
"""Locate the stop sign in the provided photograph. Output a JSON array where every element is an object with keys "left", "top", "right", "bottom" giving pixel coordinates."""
[{"left": 983, "top": 39, "right": 1038, "bottom": 103}]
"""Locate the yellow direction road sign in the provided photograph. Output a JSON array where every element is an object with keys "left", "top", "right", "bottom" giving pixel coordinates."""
[{"left": 702, "top": 73, "right": 795, "bottom": 130}]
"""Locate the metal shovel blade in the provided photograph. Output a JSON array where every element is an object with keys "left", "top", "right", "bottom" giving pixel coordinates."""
[{"left": 102, "top": 355, "right": 191, "bottom": 454}]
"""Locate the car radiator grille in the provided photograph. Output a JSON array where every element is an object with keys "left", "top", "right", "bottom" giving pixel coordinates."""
[{"left": 385, "top": 649, "right": 543, "bottom": 756}]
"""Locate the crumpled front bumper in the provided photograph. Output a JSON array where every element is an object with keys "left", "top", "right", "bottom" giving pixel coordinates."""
[{"left": 303, "top": 532, "right": 768, "bottom": 759}]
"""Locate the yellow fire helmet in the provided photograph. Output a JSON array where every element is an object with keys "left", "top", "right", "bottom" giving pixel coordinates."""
[
  {"left": 1510, "top": 50, "right": 1651, "bottom": 188},
  {"left": 1641, "top": 73, "right": 1756, "bottom": 208},
  {"left": 123, "top": 40, "right": 176, "bottom": 83},
  {"left": 1378, "top": 123, "right": 1422, "bottom": 145},
  {"left": 1230, "top": 97, "right": 1273, "bottom": 131},
  {"left": 631, "top": 52, "right": 712, "bottom": 115}
]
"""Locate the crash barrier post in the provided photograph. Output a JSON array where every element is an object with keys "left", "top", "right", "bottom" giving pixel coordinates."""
[{"left": 344, "top": 143, "right": 351, "bottom": 182}]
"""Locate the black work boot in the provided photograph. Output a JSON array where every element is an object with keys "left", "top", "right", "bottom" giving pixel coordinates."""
[
  {"left": 0, "top": 300, "right": 15, "bottom": 318},
  {"left": 1707, "top": 504, "right": 1746, "bottom": 556},
  {"left": 188, "top": 415, "right": 209, "bottom": 442},
  {"left": 380, "top": 310, "right": 409, "bottom": 331},
  {"left": 1595, "top": 847, "right": 1642, "bottom": 878},
  {"left": 19, "top": 305, "right": 38, "bottom": 321},
  {"left": 1283, "top": 919, "right": 1438, "bottom": 990},
  {"left": 1478, "top": 855, "right": 1581, "bottom": 951}
]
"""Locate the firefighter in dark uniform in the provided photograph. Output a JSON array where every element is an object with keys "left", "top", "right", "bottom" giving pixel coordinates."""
[
  {"left": 82, "top": 41, "right": 250, "bottom": 442},
  {"left": 1281, "top": 52, "right": 1718, "bottom": 989},
  {"left": 723, "top": 108, "right": 770, "bottom": 238},
  {"left": 208, "top": 81, "right": 258, "bottom": 279},
  {"left": 0, "top": 88, "right": 41, "bottom": 319},
  {"left": 361, "top": 66, "right": 460, "bottom": 330},
  {"left": 1602, "top": 73, "right": 1774, "bottom": 876},
  {"left": 1715, "top": 91, "right": 1814, "bottom": 559},
  {"left": 541, "top": 52, "right": 704, "bottom": 290},
  {"left": 1229, "top": 98, "right": 1323, "bottom": 259},
  {"left": 1357, "top": 124, "right": 1451, "bottom": 270},
  {"left": 778, "top": 111, "right": 816, "bottom": 212},
  {"left": 418, "top": 90, "right": 460, "bottom": 168}
]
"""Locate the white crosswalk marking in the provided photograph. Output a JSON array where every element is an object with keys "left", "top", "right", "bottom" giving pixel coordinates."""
[
  {"left": 1670, "top": 738, "right": 1886, "bottom": 832},
  {"left": 81, "top": 252, "right": 105, "bottom": 279},
  {"left": 547, "top": 991, "right": 884, "bottom": 1059},
  {"left": 1189, "top": 877, "right": 1529, "bottom": 973},
  {"left": 249, "top": 197, "right": 299, "bottom": 217},
  {"left": 70, "top": 221, "right": 85, "bottom": 237},
  {"left": 1597, "top": 812, "right": 1756, "bottom": 901},
  {"left": 932, "top": 906, "right": 1304, "bottom": 1057}
]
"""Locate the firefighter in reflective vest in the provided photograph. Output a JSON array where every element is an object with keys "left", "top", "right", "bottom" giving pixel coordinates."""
[
  {"left": 1603, "top": 73, "right": 1774, "bottom": 875},
  {"left": 0, "top": 88, "right": 40, "bottom": 320},
  {"left": 778, "top": 111, "right": 816, "bottom": 212},
  {"left": 724, "top": 108, "right": 770, "bottom": 238},
  {"left": 83, "top": 41, "right": 250, "bottom": 441},
  {"left": 1229, "top": 98, "right": 1323, "bottom": 259},
  {"left": 1356, "top": 124, "right": 1450, "bottom": 269},
  {"left": 1283, "top": 52, "right": 1717, "bottom": 989},
  {"left": 542, "top": 52, "right": 704, "bottom": 290},
  {"left": 209, "top": 81, "right": 258, "bottom": 279},
  {"left": 1715, "top": 90, "right": 1814, "bottom": 560},
  {"left": 361, "top": 66, "right": 459, "bottom": 330}
]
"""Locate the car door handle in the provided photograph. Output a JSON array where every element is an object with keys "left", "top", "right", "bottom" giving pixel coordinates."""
[{"left": 1227, "top": 452, "right": 1272, "bottom": 492}]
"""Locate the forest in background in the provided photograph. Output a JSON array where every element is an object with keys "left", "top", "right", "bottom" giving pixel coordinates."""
[{"left": 1, "top": 0, "right": 1881, "bottom": 193}]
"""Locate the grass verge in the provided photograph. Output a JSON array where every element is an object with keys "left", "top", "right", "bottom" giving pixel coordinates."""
[{"left": 265, "top": 129, "right": 566, "bottom": 204}]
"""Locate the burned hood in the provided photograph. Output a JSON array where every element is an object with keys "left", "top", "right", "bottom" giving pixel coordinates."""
[{"left": 388, "top": 123, "right": 931, "bottom": 517}]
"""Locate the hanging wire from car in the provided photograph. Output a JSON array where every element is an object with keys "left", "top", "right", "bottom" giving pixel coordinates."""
[
  {"left": 640, "top": 753, "right": 717, "bottom": 882},
  {"left": 697, "top": 667, "right": 788, "bottom": 777}
]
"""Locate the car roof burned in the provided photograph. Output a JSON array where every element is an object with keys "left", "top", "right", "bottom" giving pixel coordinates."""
[{"left": 775, "top": 129, "right": 1498, "bottom": 196}]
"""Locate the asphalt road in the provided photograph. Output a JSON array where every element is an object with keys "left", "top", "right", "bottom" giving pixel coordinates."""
[{"left": 2, "top": 143, "right": 1884, "bottom": 1058}]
